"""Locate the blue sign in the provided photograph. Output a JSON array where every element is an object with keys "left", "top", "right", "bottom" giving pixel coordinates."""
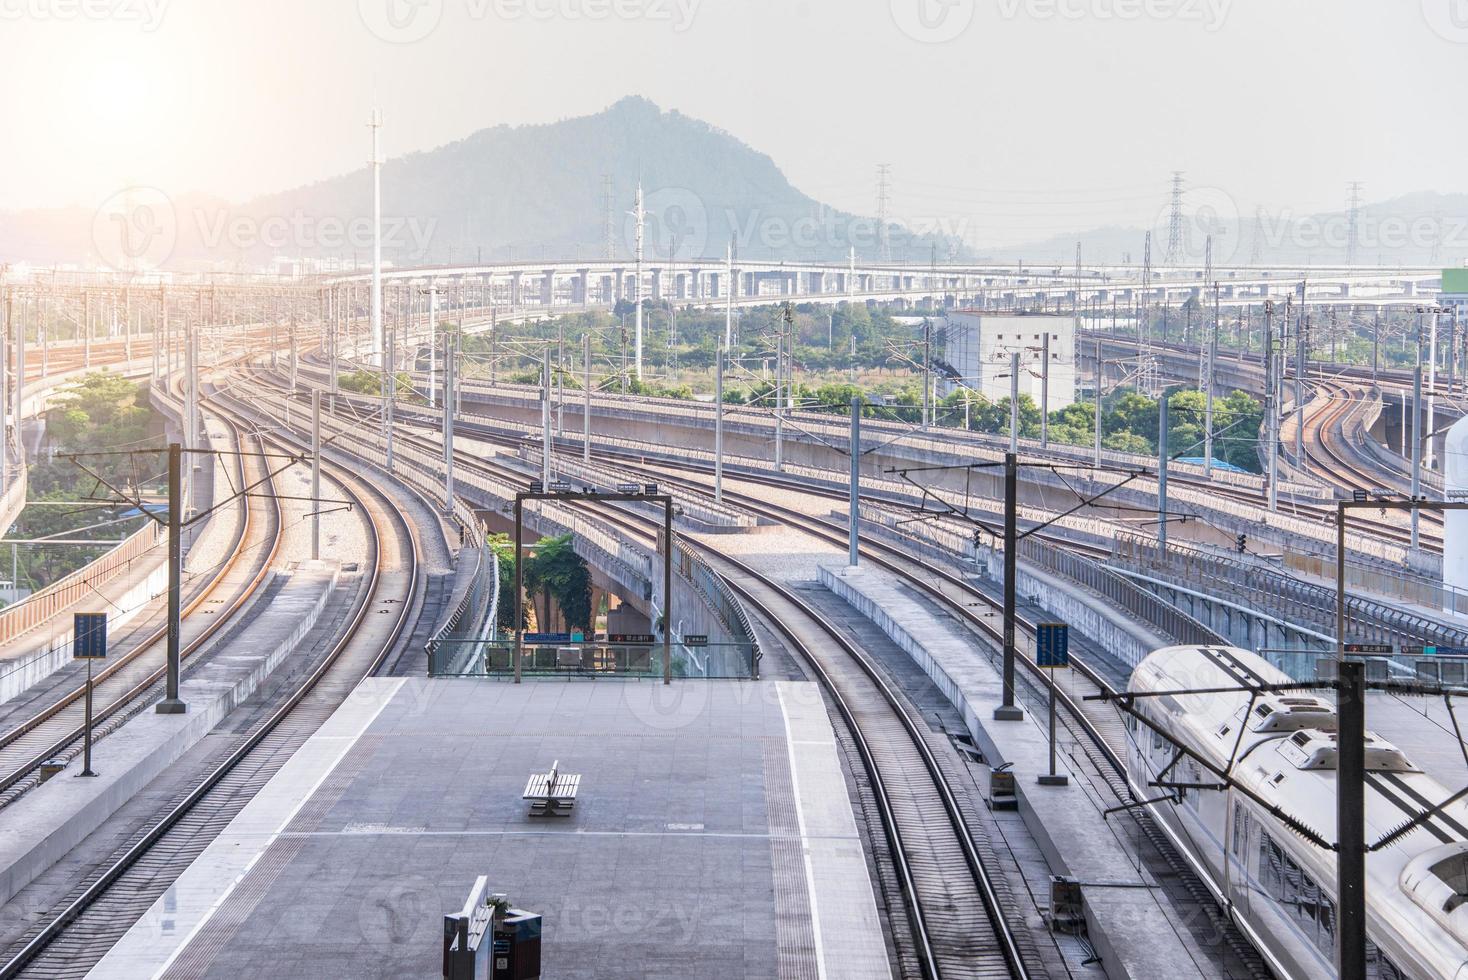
[
  {"left": 1405, "top": 646, "right": 1468, "bottom": 657},
  {"left": 74, "top": 613, "right": 108, "bottom": 660},
  {"left": 523, "top": 632, "right": 572, "bottom": 645},
  {"left": 1036, "top": 623, "right": 1069, "bottom": 668}
]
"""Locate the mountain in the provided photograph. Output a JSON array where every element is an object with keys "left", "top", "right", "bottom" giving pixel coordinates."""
[{"left": 0, "top": 97, "right": 964, "bottom": 272}]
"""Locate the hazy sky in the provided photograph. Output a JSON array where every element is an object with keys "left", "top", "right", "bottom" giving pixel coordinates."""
[{"left": 3, "top": 0, "right": 1464, "bottom": 247}]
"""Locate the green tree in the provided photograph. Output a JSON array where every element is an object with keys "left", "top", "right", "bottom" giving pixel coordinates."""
[{"left": 522, "top": 534, "right": 592, "bottom": 632}]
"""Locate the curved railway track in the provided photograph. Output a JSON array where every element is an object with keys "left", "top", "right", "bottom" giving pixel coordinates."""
[
  {"left": 0, "top": 402, "right": 424, "bottom": 979},
  {"left": 0, "top": 412, "right": 283, "bottom": 808},
  {"left": 258, "top": 364, "right": 1273, "bottom": 978}
]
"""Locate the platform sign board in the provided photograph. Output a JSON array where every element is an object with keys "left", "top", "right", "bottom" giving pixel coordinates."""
[
  {"left": 1344, "top": 643, "right": 1394, "bottom": 655},
  {"left": 523, "top": 632, "right": 572, "bottom": 645},
  {"left": 683, "top": 635, "right": 709, "bottom": 647},
  {"left": 74, "top": 613, "right": 108, "bottom": 660},
  {"left": 1035, "top": 623, "right": 1069, "bottom": 668},
  {"left": 1404, "top": 646, "right": 1468, "bottom": 657},
  {"left": 548, "top": 480, "right": 572, "bottom": 493},
  {"left": 609, "top": 633, "right": 657, "bottom": 644}
]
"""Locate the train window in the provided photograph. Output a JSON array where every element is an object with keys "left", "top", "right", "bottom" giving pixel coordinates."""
[
  {"left": 1260, "top": 834, "right": 1285, "bottom": 898},
  {"left": 1231, "top": 803, "right": 1250, "bottom": 858}
]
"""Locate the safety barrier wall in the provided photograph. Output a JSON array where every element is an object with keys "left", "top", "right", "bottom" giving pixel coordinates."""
[
  {"left": 0, "top": 520, "right": 162, "bottom": 649},
  {"left": 457, "top": 377, "right": 1323, "bottom": 497},
  {"left": 856, "top": 503, "right": 1223, "bottom": 649},
  {"left": 1111, "top": 533, "right": 1468, "bottom": 649}
]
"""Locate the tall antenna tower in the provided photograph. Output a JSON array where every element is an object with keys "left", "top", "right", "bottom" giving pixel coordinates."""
[
  {"left": 876, "top": 164, "right": 892, "bottom": 262},
  {"left": 1164, "top": 171, "right": 1185, "bottom": 267},
  {"left": 1345, "top": 181, "right": 1364, "bottom": 267},
  {"left": 1199, "top": 235, "right": 1213, "bottom": 387},
  {"left": 602, "top": 175, "right": 615, "bottom": 259}
]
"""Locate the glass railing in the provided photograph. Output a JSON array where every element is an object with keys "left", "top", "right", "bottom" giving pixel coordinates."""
[{"left": 427, "top": 638, "right": 760, "bottom": 679}]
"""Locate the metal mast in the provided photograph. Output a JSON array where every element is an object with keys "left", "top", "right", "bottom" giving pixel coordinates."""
[
  {"left": 1164, "top": 171, "right": 1185, "bottom": 266},
  {"left": 876, "top": 164, "right": 892, "bottom": 262},
  {"left": 369, "top": 106, "right": 384, "bottom": 362},
  {"left": 1345, "top": 181, "right": 1364, "bottom": 268}
]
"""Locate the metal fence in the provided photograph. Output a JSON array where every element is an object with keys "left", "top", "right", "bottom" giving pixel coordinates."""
[
  {"left": 0, "top": 521, "right": 163, "bottom": 649},
  {"left": 1111, "top": 532, "right": 1468, "bottom": 650},
  {"left": 428, "top": 639, "right": 759, "bottom": 679}
]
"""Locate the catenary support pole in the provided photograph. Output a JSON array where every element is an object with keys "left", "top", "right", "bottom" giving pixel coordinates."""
[
  {"left": 444, "top": 326, "right": 456, "bottom": 508},
  {"left": 849, "top": 397, "right": 860, "bottom": 567},
  {"left": 714, "top": 343, "right": 725, "bottom": 505},
  {"left": 583, "top": 331, "right": 592, "bottom": 464},
  {"left": 541, "top": 349, "right": 552, "bottom": 487},
  {"left": 1336, "top": 655, "right": 1367, "bottom": 980},
  {"left": 1158, "top": 391, "right": 1170, "bottom": 550},
  {"left": 311, "top": 390, "right": 321, "bottom": 560},
  {"left": 995, "top": 451, "right": 1023, "bottom": 721},
  {"left": 157, "top": 443, "right": 185, "bottom": 714}
]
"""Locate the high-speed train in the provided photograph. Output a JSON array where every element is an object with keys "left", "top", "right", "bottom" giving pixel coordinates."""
[{"left": 1127, "top": 646, "right": 1468, "bottom": 980}]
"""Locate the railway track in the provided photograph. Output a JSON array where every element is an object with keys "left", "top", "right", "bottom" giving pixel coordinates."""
[
  {"left": 255, "top": 363, "right": 1276, "bottom": 978},
  {"left": 0, "top": 397, "right": 424, "bottom": 979},
  {"left": 0, "top": 411, "right": 283, "bottom": 809}
]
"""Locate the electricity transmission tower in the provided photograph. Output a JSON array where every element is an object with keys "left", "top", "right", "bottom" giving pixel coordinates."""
[
  {"left": 602, "top": 175, "right": 616, "bottom": 260},
  {"left": 1345, "top": 181, "right": 1364, "bottom": 267},
  {"left": 1164, "top": 171, "right": 1185, "bottom": 266},
  {"left": 876, "top": 164, "right": 892, "bottom": 263}
]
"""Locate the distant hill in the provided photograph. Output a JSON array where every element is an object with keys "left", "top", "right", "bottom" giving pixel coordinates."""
[{"left": 0, "top": 97, "right": 965, "bottom": 272}]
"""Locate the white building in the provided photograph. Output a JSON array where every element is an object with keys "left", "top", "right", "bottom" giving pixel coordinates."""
[{"left": 941, "top": 311, "right": 1075, "bottom": 409}]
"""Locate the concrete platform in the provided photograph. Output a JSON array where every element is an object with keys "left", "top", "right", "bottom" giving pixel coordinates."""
[
  {"left": 824, "top": 562, "right": 1212, "bottom": 980},
  {"left": 90, "top": 678, "right": 890, "bottom": 979},
  {"left": 0, "top": 560, "right": 340, "bottom": 908}
]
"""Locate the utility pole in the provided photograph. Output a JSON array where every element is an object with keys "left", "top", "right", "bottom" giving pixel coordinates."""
[
  {"left": 724, "top": 240, "right": 734, "bottom": 348},
  {"left": 849, "top": 397, "right": 861, "bottom": 567},
  {"left": 631, "top": 184, "right": 645, "bottom": 380},
  {"left": 1008, "top": 350, "right": 1020, "bottom": 453},
  {"left": 1158, "top": 392, "right": 1170, "bottom": 550},
  {"left": 370, "top": 106, "right": 384, "bottom": 361},
  {"left": 714, "top": 342, "right": 725, "bottom": 505},
  {"left": 994, "top": 452, "right": 1023, "bottom": 721},
  {"left": 1204, "top": 281, "right": 1218, "bottom": 477},
  {"left": 311, "top": 390, "right": 321, "bottom": 560},
  {"left": 582, "top": 331, "right": 592, "bottom": 465},
  {"left": 444, "top": 326, "right": 455, "bottom": 509},
  {"left": 541, "top": 349, "right": 552, "bottom": 488},
  {"left": 1336, "top": 656, "right": 1366, "bottom": 980},
  {"left": 1040, "top": 331, "right": 1050, "bottom": 449},
  {"left": 921, "top": 318, "right": 931, "bottom": 430},
  {"left": 1295, "top": 313, "right": 1307, "bottom": 472},
  {"left": 158, "top": 443, "right": 185, "bottom": 714},
  {"left": 427, "top": 281, "right": 438, "bottom": 409},
  {"left": 1094, "top": 335, "right": 1103, "bottom": 466},
  {"left": 1412, "top": 316, "right": 1423, "bottom": 552},
  {"left": 1264, "top": 301, "right": 1279, "bottom": 511},
  {"left": 1428, "top": 309, "right": 1439, "bottom": 471},
  {"left": 384, "top": 329, "right": 395, "bottom": 471}
]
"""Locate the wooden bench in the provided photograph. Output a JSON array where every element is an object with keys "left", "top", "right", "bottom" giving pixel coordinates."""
[{"left": 523, "top": 760, "right": 580, "bottom": 817}]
